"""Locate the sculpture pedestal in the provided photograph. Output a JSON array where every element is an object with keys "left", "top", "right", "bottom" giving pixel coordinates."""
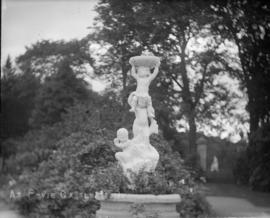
[{"left": 96, "top": 193, "right": 181, "bottom": 218}]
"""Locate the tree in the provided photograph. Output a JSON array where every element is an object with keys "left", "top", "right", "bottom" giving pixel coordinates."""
[
  {"left": 17, "top": 39, "right": 96, "bottom": 81},
  {"left": 2, "top": 55, "right": 13, "bottom": 79},
  {"left": 91, "top": 1, "right": 145, "bottom": 105},
  {"left": 1, "top": 56, "right": 40, "bottom": 138},
  {"left": 211, "top": 0, "right": 270, "bottom": 134},
  {"left": 29, "top": 59, "right": 90, "bottom": 128},
  {"left": 1, "top": 56, "right": 40, "bottom": 172},
  {"left": 93, "top": 0, "right": 241, "bottom": 156},
  {"left": 211, "top": 0, "right": 270, "bottom": 192},
  {"left": 13, "top": 39, "right": 102, "bottom": 128}
]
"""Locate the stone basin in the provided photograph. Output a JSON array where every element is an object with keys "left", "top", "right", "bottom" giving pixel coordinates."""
[
  {"left": 95, "top": 193, "right": 181, "bottom": 218},
  {"left": 129, "top": 56, "right": 160, "bottom": 68}
]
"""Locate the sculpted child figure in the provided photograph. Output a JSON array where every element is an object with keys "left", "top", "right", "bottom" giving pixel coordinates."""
[
  {"left": 114, "top": 127, "right": 159, "bottom": 174},
  {"left": 128, "top": 59, "right": 160, "bottom": 130},
  {"left": 114, "top": 128, "right": 147, "bottom": 173},
  {"left": 114, "top": 128, "right": 131, "bottom": 166}
]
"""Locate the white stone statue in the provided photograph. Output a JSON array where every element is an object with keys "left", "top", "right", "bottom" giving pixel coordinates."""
[
  {"left": 210, "top": 156, "right": 219, "bottom": 172},
  {"left": 114, "top": 51, "right": 160, "bottom": 178}
]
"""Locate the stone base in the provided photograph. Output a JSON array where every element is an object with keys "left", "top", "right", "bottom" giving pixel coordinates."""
[{"left": 96, "top": 193, "right": 181, "bottom": 218}]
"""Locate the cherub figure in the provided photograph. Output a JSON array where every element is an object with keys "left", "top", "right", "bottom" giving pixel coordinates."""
[
  {"left": 113, "top": 128, "right": 130, "bottom": 150},
  {"left": 114, "top": 128, "right": 132, "bottom": 165},
  {"left": 114, "top": 127, "right": 158, "bottom": 175},
  {"left": 128, "top": 59, "right": 160, "bottom": 124}
]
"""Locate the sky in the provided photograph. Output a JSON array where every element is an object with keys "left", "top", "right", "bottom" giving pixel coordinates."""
[{"left": 1, "top": 0, "right": 98, "bottom": 65}]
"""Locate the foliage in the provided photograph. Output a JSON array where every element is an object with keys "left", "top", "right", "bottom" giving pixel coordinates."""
[
  {"left": 4, "top": 2, "right": 270, "bottom": 218},
  {"left": 0, "top": 37, "right": 102, "bottom": 132},
  {"left": 1, "top": 37, "right": 104, "bottom": 135},
  {"left": 2, "top": 88, "right": 212, "bottom": 217},
  {"left": 11, "top": 128, "right": 114, "bottom": 217},
  {"left": 233, "top": 124, "right": 270, "bottom": 191},
  {"left": 248, "top": 124, "right": 270, "bottom": 192},
  {"left": 211, "top": 0, "right": 270, "bottom": 133},
  {"left": 29, "top": 59, "right": 90, "bottom": 128},
  {"left": 129, "top": 170, "right": 176, "bottom": 195},
  {"left": 88, "top": 134, "right": 212, "bottom": 217},
  {"left": 2, "top": 83, "right": 133, "bottom": 176},
  {"left": 1, "top": 41, "right": 101, "bottom": 170},
  {"left": 16, "top": 39, "right": 96, "bottom": 80},
  {"left": 90, "top": 163, "right": 128, "bottom": 194},
  {"left": 233, "top": 150, "right": 250, "bottom": 185},
  {"left": 1, "top": 57, "right": 41, "bottom": 172},
  {"left": 93, "top": 0, "right": 247, "bottom": 155},
  {"left": 177, "top": 192, "right": 212, "bottom": 218},
  {"left": 4, "top": 93, "right": 127, "bottom": 217},
  {"left": 0, "top": 38, "right": 98, "bottom": 139},
  {"left": 1, "top": 57, "right": 40, "bottom": 138},
  {"left": 9, "top": 126, "right": 211, "bottom": 217},
  {"left": 66, "top": 133, "right": 196, "bottom": 195}
]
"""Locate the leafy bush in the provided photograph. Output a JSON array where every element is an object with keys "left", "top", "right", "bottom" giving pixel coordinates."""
[
  {"left": 7, "top": 99, "right": 121, "bottom": 217},
  {"left": 128, "top": 170, "right": 177, "bottom": 194},
  {"left": 233, "top": 124, "right": 270, "bottom": 192},
  {"left": 177, "top": 192, "right": 212, "bottom": 218},
  {"left": 248, "top": 124, "right": 270, "bottom": 191},
  {"left": 90, "top": 134, "right": 212, "bottom": 217},
  {"left": 233, "top": 150, "right": 250, "bottom": 185},
  {"left": 10, "top": 131, "right": 211, "bottom": 218},
  {"left": 90, "top": 163, "right": 128, "bottom": 194},
  {"left": 12, "top": 129, "right": 114, "bottom": 217},
  {"left": 4, "top": 98, "right": 211, "bottom": 218},
  {"left": 3, "top": 99, "right": 119, "bottom": 176}
]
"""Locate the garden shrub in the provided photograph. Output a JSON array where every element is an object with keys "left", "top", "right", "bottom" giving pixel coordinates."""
[
  {"left": 90, "top": 163, "right": 129, "bottom": 194},
  {"left": 7, "top": 100, "right": 119, "bottom": 217},
  {"left": 91, "top": 134, "right": 212, "bottom": 217},
  {"left": 3, "top": 95, "right": 123, "bottom": 177},
  {"left": 11, "top": 131, "right": 211, "bottom": 217},
  {"left": 12, "top": 129, "right": 114, "bottom": 217},
  {"left": 248, "top": 124, "right": 270, "bottom": 192},
  {"left": 177, "top": 192, "right": 212, "bottom": 218},
  {"left": 233, "top": 150, "right": 249, "bottom": 185},
  {"left": 4, "top": 101, "right": 211, "bottom": 217},
  {"left": 233, "top": 123, "right": 270, "bottom": 192}
]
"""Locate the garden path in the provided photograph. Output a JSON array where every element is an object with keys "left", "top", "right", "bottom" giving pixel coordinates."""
[
  {"left": 204, "top": 183, "right": 270, "bottom": 217},
  {"left": 0, "top": 202, "right": 21, "bottom": 218},
  {"left": 0, "top": 190, "right": 22, "bottom": 218}
]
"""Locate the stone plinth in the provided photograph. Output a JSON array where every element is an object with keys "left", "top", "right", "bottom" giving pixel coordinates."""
[
  {"left": 197, "top": 144, "right": 207, "bottom": 171},
  {"left": 96, "top": 193, "right": 181, "bottom": 218},
  {"left": 197, "top": 137, "right": 207, "bottom": 171}
]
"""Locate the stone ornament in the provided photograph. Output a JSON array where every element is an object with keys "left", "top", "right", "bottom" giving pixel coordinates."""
[
  {"left": 96, "top": 193, "right": 181, "bottom": 218},
  {"left": 114, "top": 51, "right": 160, "bottom": 177},
  {"left": 129, "top": 52, "right": 160, "bottom": 68},
  {"left": 96, "top": 52, "right": 181, "bottom": 218}
]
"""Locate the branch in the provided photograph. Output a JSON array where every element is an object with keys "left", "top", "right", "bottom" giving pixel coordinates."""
[
  {"left": 224, "top": 8, "right": 250, "bottom": 84},
  {"left": 171, "top": 75, "right": 183, "bottom": 90},
  {"left": 194, "top": 63, "right": 209, "bottom": 106}
]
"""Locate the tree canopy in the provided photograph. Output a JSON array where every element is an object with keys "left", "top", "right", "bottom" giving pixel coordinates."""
[
  {"left": 210, "top": 0, "right": 270, "bottom": 133},
  {"left": 92, "top": 0, "right": 248, "bottom": 154}
]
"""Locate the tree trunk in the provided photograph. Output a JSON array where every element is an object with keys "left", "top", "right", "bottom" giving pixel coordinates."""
[
  {"left": 188, "top": 110, "right": 197, "bottom": 155},
  {"left": 248, "top": 101, "right": 259, "bottom": 134},
  {"left": 246, "top": 82, "right": 259, "bottom": 135},
  {"left": 179, "top": 40, "right": 197, "bottom": 155},
  {"left": 228, "top": 13, "right": 260, "bottom": 137}
]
